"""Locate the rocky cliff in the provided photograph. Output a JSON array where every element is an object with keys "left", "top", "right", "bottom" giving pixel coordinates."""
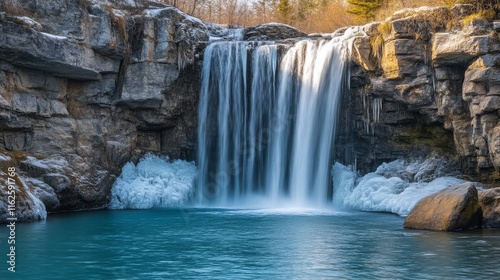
[
  {"left": 338, "top": 5, "right": 500, "bottom": 185},
  {"left": 0, "top": 0, "right": 208, "bottom": 221},
  {"left": 1, "top": 1, "right": 499, "bottom": 222}
]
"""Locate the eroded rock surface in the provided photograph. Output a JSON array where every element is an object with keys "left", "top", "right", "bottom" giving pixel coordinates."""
[
  {"left": 339, "top": 4, "right": 500, "bottom": 184},
  {"left": 0, "top": 0, "right": 207, "bottom": 222}
]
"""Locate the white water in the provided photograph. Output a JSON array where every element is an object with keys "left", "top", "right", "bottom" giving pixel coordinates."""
[
  {"left": 197, "top": 35, "right": 351, "bottom": 207},
  {"left": 332, "top": 159, "right": 465, "bottom": 216},
  {"left": 109, "top": 155, "right": 197, "bottom": 209}
]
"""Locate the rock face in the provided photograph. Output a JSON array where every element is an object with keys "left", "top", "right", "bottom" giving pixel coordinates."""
[
  {"left": 339, "top": 4, "right": 500, "bottom": 184},
  {"left": 243, "top": 23, "right": 307, "bottom": 41},
  {"left": 0, "top": 0, "right": 208, "bottom": 222},
  {"left": 478, "top": 188, "right": 500, "bottom": 227},
  {"left": 1, "top": 1, "right": 500, "bottom": 223},
  {"left": 403, "top": 183, "right": 483, "bottom": 231}
]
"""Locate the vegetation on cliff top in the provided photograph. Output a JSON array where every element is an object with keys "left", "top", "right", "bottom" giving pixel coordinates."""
[{"left": 159, "top": 0, "right": 499, "bottom": 33}]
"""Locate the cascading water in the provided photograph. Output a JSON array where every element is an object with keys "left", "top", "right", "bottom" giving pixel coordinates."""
[{"left": 197, "top": 35, "right": 351, "bottom": 207}]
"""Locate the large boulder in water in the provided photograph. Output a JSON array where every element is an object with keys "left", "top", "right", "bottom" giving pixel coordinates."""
[
  {"left": 403, "top": 183, "right": 483, "bottom": 231},
  {"left": 478, "top": 188, "right": 500, "bottom": 228}
]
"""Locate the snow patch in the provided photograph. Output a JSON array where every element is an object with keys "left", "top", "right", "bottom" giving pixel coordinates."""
[
  {"left": 0, "top": 154, "right": 12, "bottom": 162},
  {"left": 40, "top": 32, "right": 68, "bottom": 40},
  {"left": 16, "top": 16, "right": 42, "bottom": 30}
]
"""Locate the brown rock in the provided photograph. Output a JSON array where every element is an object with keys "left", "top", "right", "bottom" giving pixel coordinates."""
[
  {"left": 381, "top": 39, "right": 424, "bottom": 79},
  {"left": 479, "top": 188, "right": 500, "bottom": 227},
  {"left": 351, "top": 36, "right": 375, "bottom": 71},
  {"left": 404, "top": 183, "right": 483, "bottom": 231}
]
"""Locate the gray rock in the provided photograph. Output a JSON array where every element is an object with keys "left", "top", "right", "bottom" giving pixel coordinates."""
[
  {"left": 36, "top": 98, "right": 51, "bottom": 117},
  {"left": 432, "top": 33, "right": 490, "bottom": 65},
  {"left": 42, "top": 173, "right": 71, "bottom": 192},
  {"left": 0, "top": 176, "right": 47, "bottom": 223},
  {"left": 120, "top": 62, "right": 179, "bottom": 109},
  {"left": 493, "top": 21, "right": 500, "bottom": 32},
  {"left": 20, "top": 156, "right": 51, "bottom": 177},
  {"left": 88, "top": 5, "right": 126, "bottom": 59},
  {"left": 0, "top": 1, "right": 205, "bottom": 220},
  {"left": 50, "top": 100, "right": 69, "bottom": 116},
  {"left": 0, "top": 20, "right": 119, "bottom": 80},
  {"left": 26, "top": 178, "right": 60, "bottom": 211},
  {"left": 12, "top": 93, "right": 37, "bottom": 114},
  {"left": 466, "top": 67, "right": 500, "bottom": 84},
  {"left": 479, "top": 188, "right": 500, "bottom": 228},
  {"left": 489, "top": 125, "right": 500, "bottom": 169},
  {"left": 475, "top": 96, "right": 500, "bottom": 116},
  {"left": 452, "top": 118, "right": 475, "bottom": 157},
  {"left": 79, "top": 74, "right": 117, "bottom": 105},
  {"left": 244, "top": 23, "right": 307, "bottom": 41}
]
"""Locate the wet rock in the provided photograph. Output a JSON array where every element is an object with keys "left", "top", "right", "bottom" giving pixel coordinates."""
[{"left": 404, "top": 183, "right": 483, "bottom": 231}]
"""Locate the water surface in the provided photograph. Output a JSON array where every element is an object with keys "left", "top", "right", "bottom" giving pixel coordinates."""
[{"left": 3, "top": 208, "right": 500, "bottom": 279}]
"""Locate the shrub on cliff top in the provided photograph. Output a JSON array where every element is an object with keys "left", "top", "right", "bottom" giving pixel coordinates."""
[
  {"left": 462, "top": 9, "right": 497, "bottom": 25},
  {"left": 347, "top": 0, "right": 384, "bottom": 21}
]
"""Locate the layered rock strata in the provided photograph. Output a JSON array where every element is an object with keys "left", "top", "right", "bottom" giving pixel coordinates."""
[
  {"left": 0, "top": 0, "right": 207, "bottom": 222},
  {"left": 339, "top": 5, "right": 500, "bottom": 184}
]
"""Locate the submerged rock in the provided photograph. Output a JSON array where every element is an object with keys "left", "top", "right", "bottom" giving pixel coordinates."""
[{"left": 403, "top": 183, "right": 483, "bottom": 231}]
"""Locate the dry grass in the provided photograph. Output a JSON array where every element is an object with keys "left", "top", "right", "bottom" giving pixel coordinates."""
[
  {"left": 370, "top": 34, "right": 384, "bottom": 65},
  {"left": 462, "top": 9, "right": 497, "bottom": 25},
  {"left": 378, "top": 20, "right": 392, "bottom": 37},
  {"left": 295, "top": 2, "right": 356, "bottom": 33},
  {"left": 2, "top": 0, "right": 38, "bottom": 19}
]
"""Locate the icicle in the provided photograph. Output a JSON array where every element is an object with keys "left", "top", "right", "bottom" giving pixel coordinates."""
[{"left": 372, "top": 98, "right": 383, "bottom": 123}]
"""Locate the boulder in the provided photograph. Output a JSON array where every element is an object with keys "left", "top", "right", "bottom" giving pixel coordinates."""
[
  {"left": 243, "top": 23, "right": 307, "bottom": 41},
  {"left": 403, "top": 183, "right": 482, "bottom": 231},
  {"left": 479, "top": 188, "right": 500, "bottom": 228}
]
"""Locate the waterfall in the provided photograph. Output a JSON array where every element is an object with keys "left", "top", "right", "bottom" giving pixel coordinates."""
[{"left": 197, "top": 36, "right": 351, "bottom": 207}]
